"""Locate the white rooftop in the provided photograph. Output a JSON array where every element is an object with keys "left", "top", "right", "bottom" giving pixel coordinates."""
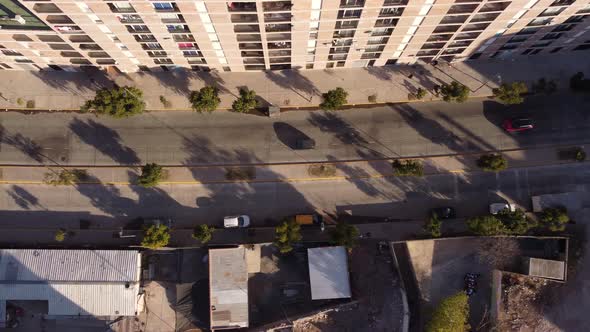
[
  {"left": 307, "top": 246, "right": 351, "bottom": 300},
  {"left": 526, "top": 257, "right": 566, "bottom": 281}
]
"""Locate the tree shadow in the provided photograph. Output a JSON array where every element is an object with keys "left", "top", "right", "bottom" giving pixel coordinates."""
[
  {"left": 7, "top": 185, "right": 43, "bottom": 210},
  {"left": 264, "top": 69, "right": 321, "bottom": 103},
  {"left": 0, "top": 124, "right": 44, "bottom": 163},
  {"left": 69, "top": 118, "right": 140, "bottom": 165},
  {"left": 363, "top": 66, "right": 395, "bottom": 81},
  {"left": 31, "top": 67, "right": 114, "bottom": 93}
]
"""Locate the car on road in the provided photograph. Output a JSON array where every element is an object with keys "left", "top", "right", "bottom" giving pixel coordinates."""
[
  {"left": 489, "top": 203, "right": 516, "bottom": 215},
  {"left": 223, "top": 215, "right": 251, "bottom": 228},
  {"left": 430, "top": 207, "right": 456, "bottom": 219},
  {"left": 503, "top": 117, "right": 534, "bottom": 133}
]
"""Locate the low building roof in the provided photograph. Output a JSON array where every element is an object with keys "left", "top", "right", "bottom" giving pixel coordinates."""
[
  {"left": 307, "top": 246, "right": 351, "bottom": 300},
  {"left": 209, "top": 246, "right": 249, "bottom": 329},
  {"left": 526, "top": 257, "right": 566, "bottom": 281}
]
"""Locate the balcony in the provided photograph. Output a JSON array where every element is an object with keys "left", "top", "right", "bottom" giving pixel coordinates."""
[
  {"left": 552, "top": 24, "right": 575, "bottom": 32},
  {"left": 88, "top": 51, "right": 110, "bottom": 58},
  {"left": 264, "top": 13, "right": 292, "bottom": 22},
  {"left": 334, "top": 39, "right": 353, "bottom": 46},
  {"left": 383, "top": 0, "right": 408, "bottom": 5},
  {"left": 454, "top": 31, "right": 481, "bottom": 40},
  {"left": 268, "top": 50, "right": 290, "bottom": 57},
  {"left": 328, "top": 54, "right": 347, "bottom": 61},
  {"left": 135, "top": 35, "right": 157, "bottom": 42},
  {"left": 182, "top": 50, "right": 202, "bottom": 57},
  {"left": 334, "top": 30, "right": 356, "bottom": 38},
  {"left": 330, "top": 47, "right": 350, "bottom": 54},
  {"left": 541, "top": 32, "right": 563, "bottom": 40},
  {"left": 188, "top": 59, "right": 207, "bottom": 65},
  {"left": 46, "top": 15, "right": 74, "bottom": 24},
  {"left": 237, "top": 34, "right": 262, "bottom": 42},
  {"left": 152, "top": 2, "right": 179, "bottom": 12},
  {"left": 228, "top": 2, "right": 257, "bottom": 12},
  {"left": 268, "top": 41, "right": 291, "bottom": 49},
  {"left": 462, "top": 22, "right": 490, "bottom": 32},
  {"left": 337, "top": 9, "right": 362, "bottom": 19},
  {"left": 417, "top": 50, "right": 438, "bottom": 56},
  {"left": 48, "top": 43, "right": 74, "bottom": 50},
  {"left": 421, "top": 42, "right": 446, "bottom": 50},
  {"left": 269, "top": 57, "right": 290, "bottom": 63},
  {"left": 243, "top": 58, "right": 265, "bottom": 64},
  {"left": 374, "top": 18, "right": 397, "bottom": 27},
  {"left": 33, "top": 3, "right": 62, "bottom": 13},
  {"left": 166, "top": 25, "right": 190, "bottom": 33},
  {"left": 550, "top": 0, "right": 575, "bottom": 6},
  {"left": 154, "top": 58, "right": 173, "bottom": 64},
  {"left": 564, "top": 15, "right": 586, "bottom": 24},
  {"left": 234, "top": 25, "right": 260, "bottom": 33},
  {"left": 55, "top": 26, "right": 82, "bottom": 33},
  {"left": 442, "top": 48, "right": 465, "bottom": 55},
  {"left": 335, "top": 20, "right": 359, "bottom": 29},
  {"left": 241, "top": 51, "right": 264, "bottom": 57},
  {"left": 439, "top": 15, "right": 469, "bottom": 25},
  {"left": 364, "top": 45, "right": 385, "bottom": 52},
  {"left": 340, "top": 0, "right": 364, "bottom": 8},
  {"left": 479, "top": 2, "right": 511, "bottom": 12},
  {"left": 361, "top": 52, "right": 381, "bottom": 59},
  {"left": 69, "top": 35, "right": 93, "bottom": 43},
  {"left": 173, "top": 35, "right": 195, "bottom": 42},
  {"left": 539, "top": 7, "right": 565, "bottom": 17},
  {"left": 38, "top": 35, "right": 65, "bottom": 42},
  {"left": 237, "top": 43, "right": 261, "bottom": 51},
  {"left": 178, "top": 42, "right": 198, "bottom": 49},
  {"left": 370, "top": 28, "right": 393, "bottom": 36},
  {"left": 231, "top": 14, "right": 258, "bottom": 23},
  {"left": 127, "top": 25, "right": 151, "bottom": 33},
  {"left": 447, "top": 4, "right": 477, "bottom": 14},
  {"left": 263, "top": 1, "right": 292, "bottom": 12},
  {"left": 70, "top": 58, "right": 91, "bottom": 65},
  {"left": 432, "top": 25, "right": 460, "bottom": 34},
  {"left": 516, "top": 27, "right": 540, "bottom": 35},
  {"left": 470, "top": 13, "right": 500, "bottom": 23},
  {"left": 427, "top": 34, "right": 452, "bottom": 42},
  {"left": 96, "top": 59, "right": 116, "bottom": 65},
  {"left": 507, "top": 36, "right": 528, "bottom": 43},
  {"left": 60, "top": 51, "right": 83, "bottom": 57},
  {"left": 448, "top": 40, "right": 472, "bottom": 48},
  {"left": 119, "top": 14, "right": 143, "bottom": 24},
  {"left": 527, "top": 17, "right": 553, "bottom": 27},
  {"left": 367, "top": 37, "right": 389, "bottom": 45},
  {"left": 267, "top": 33, "right": 291, "bottom": 41},
  {"left": 161, "top": 14, "right": 185, "bottom": 24},
  {"left": 107, "top": 3, "right": 135, "bottom": 13},
  {"left": 79, "top": 44, "right": 103, "bottom": 50},
  {"left": 379, "top": 7, "right": 404, "bottom": 17},
  {"left": 142, "top": 43, "right": 163, "bottom": 50},
  {"left": 265, "top": 23, "right": 291, "bottom": 33}
]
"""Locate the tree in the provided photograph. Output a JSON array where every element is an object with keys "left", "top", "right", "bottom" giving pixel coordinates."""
[
  {"left": 440, "top": 81, "right": 470, "bottom": 103},
  {"left": 320, "top": 87, "right": 348, "bottom": 111},
  {"left": 55, "top": 228, "right": 67, "bottom": 242},
  {"left": 189, "top": 86, "right": 220, "bottom": 112},
  {"left": 192, "top": 224, "right": 215, "bottom": 244},
  {"left": 44, "top": 169, "right": 88, "bottom": 186},
  {"left": 477, "top": 154, "right": 508, "bottom": 172},
  {"left": 330, "top": 221, "right": 359, "bottom": 249},
  {"left": 274, "top": 218, "right": 302, "bottom": 254},
  {"left": 392, "top": 159, "right": 424, "bottom": 177},
  {"left": 232, "top": 88, "right": 258, "bottom": 113},
  {"left": 141, "top": 224, "right": 170, "bottom": 249},
  {"left": 415, "top": 88, "right": 427, "bottom": 100},
  {"left": 570, "top": 72, "right": 590, "bottom": 92},
  {"left": 137, "top": 163, "right": 164, "bottom": 187},
  {"left": 497, "top": 208, "right": 537, "bottom": 235},
  {"left": 426, "top": 292, "right": 470, "bottom": 332},
  {"left": 492, "top": 81, "right": 528, "bottom": 104},
  {"left": 424, "top": 214, "right": 442, "bottom": 238},
  {"left": 467, "top": 215, "right": 507, "bottom": 235},
  {"left": 81, "top": 85, "right": 145, "bottom": 118},
  {"left": 540, "top": 207, "right": 570, "bottom": 232}
]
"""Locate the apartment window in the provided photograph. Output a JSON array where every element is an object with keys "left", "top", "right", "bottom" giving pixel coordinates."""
[
  {"left": 528, "top": 17, "right": 553, "bottom": 26},
  {"left": 153, "top": 2, "right": 174, "bottom": 10},
  {"left": 540, "top": 7, "right": 566, "bottom": 16},
  {"left": 183, "top": 50, "right": 200, "bottom": 57},
  {"left": 340, "top": 0, "right": 364, "bottom": 6},
  {"left": 339, "top": 9, "right": 362, "bottom": 19},
  {"left": 2, "top": 50, "right": 23, "bottom": 56},
  {"left": 144, "top": 43, "right": 163, "bottom": 49},
  {"left": 178, "top": 42, "right": 195, "bottom": 49},
  {"left": 154, "top": 58, "right": 173, "bottom": 64},
  {"left": 306, "top": 64, "right": 314, "bottom": 69},
  {"left": 127, "top": 25, "right": 150, "bottom": 33},
  {"left": 336, "top": 20, "right": 359, "bottom": 29},
  {"left": 541, "top": 32, "right": 563, "bottom": 40},
  {"left": 375, "top": 18, "right": 397, "bottom": 27},
  {"left": 550, "top": 0, "right": 575, "bottom": 6},
  {"left": 147, "top": 51, "right": 167, "bottom": 57},
  {"left": 108, "top": 2, "right": 135, "bottom": 13}
]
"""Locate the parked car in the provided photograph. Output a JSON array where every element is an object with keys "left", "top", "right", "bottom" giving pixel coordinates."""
[
  {"left": 295, "top": 213, "right": 325, "bottom": 231},
  {"left": 430, "top": 207, "right": 456, "bottom": 219},
  {"left": 489, "top": 203, "right": 516, "bottom": 215},
  {"left": 464, "top": 273, "right": 480, "bottom": 296},
  {"left": 223, "top": 215, "right": 251, "bottom": 228},
  {"left": 503, "top": 117, "right": 534, "bottom": 133}
]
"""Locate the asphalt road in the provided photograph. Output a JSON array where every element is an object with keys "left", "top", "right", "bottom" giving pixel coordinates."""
[
  {"left": 1, "top": 93, "right": 590, "bottom": 166},
  {"left": 1, "top": 162, "right": 589, "bottom": 229}
]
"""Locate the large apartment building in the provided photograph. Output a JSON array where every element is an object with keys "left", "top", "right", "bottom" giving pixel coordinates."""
[{"left": 0, "top": 0, "right": 589, "bottom": 72}]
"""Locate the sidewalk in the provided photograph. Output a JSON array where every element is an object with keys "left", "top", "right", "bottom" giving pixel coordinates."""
[
  {"left": 0, "top": 53, "right": 588, "bottom": 111},
  {"left": 0, "top": 144, "right": 584, "bottom": 185}
]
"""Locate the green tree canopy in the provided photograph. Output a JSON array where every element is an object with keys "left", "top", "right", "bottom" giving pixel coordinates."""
[
  {"left": 492, "top": 81, "right": 528, "bottom": 104},
  {"left": 477, "top": 154, "right": 508, "bottom": 172},
  {"left": 320, "top": 87, "right": 348, "bottom": 111},
  {"left": 440, "top": 81, "right": 470, "bottom": 103},
  {"left": 141, "top": 224, "right": 170, "bottom": 249},
  {"left": 81, "top": 85, "right": 145, "bottom": 118},
  {"left": 330, "top": 221, "right": 359, "bottom": 249},
  {"left": 426, "top": 292, "right": 470, "bottom": 332},
  {"left": 392, "top": 159, "right": 424, "bottom": 177},
  {"left": 467, "top": 215, "right": 507, "bottom": 235},
  {"left": 424, "top": 214, "right": 442, "bottom": 238},
  {"left": 274, "top": 218, "right": 303, "bottom": 254},
  {"left": 540, "top": 207, "right": 570, "bottom": 232},
  {"left": 497, "top": 208, "right": 537, "bottom": 235},
  {"left": 137, "top": 163, "right": 164, "bottom": 187},
  {"left": 232, "top": 88, "right": 258, "bottom": 113},
  {"left": 192, "top": 224, "right": 215, "bottom": 244},
  {"left": 189, "top": 86, "right": 220, "bottom": 112}
]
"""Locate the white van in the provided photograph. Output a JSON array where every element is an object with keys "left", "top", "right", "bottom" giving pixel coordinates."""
[{"left": 223, "top": 215, "right": 251, "bottom": 228}]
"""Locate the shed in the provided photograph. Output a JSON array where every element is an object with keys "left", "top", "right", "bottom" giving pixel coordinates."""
[
  {"left": 209, "top": 246, "right": 249, "bottom": 330},
  {"left": 524, "top": 257, "right": 566, "bottom": 281},
  {"left": 307, "top": 246, "right": 351, "bottom": 300}
]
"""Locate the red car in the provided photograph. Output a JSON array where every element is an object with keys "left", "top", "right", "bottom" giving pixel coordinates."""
[{"left": 503, "top": 118, "right": 534, "bottom": 132}]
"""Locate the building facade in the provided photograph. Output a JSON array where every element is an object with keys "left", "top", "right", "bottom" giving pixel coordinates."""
[{"left": 0, "top": 0, "right": 589, "bottom": 72}]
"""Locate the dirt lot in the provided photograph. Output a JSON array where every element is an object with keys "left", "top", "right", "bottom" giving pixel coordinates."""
[{"left": 292, "top": 240, "right": 405, "bottom": 332}]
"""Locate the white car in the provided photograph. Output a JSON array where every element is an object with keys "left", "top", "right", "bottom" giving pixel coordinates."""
[
  {"left": 223, "top": 215, "right": 251, "bottom": 228},
  {"left": 489, "top": 203, "right": 516, "bottom": 215}
]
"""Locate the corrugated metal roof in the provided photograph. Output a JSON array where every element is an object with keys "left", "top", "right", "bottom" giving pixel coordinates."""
[
  {"left": 209, "top": 246, "right": 248, "bottom": 329},
  {"left": 308, "top": 246, "right": 351, "bottom": 300},
  {"left": 527, "top": 257, "right": 565, "bottom": 280},
  {"left": 0, "top": 249, "right": 140, "bottom": 282},
  {"left": 0, "top": 282, "right": 139, "bottom": 316}
]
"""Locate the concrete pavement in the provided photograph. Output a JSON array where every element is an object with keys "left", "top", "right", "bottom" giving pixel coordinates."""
[
  {"left": 2, "top": 93, "right": 590, "bottom": 166},
  {"left": 0, "top": 52, "right": 588, "bottom": 111}
]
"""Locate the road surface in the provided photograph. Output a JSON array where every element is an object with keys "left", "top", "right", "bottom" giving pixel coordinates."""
[{"left": 1, "top": 93, "right": 589, "bottom": 166}]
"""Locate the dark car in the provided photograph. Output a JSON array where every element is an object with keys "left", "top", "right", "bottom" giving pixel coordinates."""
[
  {"left": 430, "top": 207, "right": 456, "bottom": 219},
  {"left": 503, "top": 117, "right": 534, "bottom": 133}
]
